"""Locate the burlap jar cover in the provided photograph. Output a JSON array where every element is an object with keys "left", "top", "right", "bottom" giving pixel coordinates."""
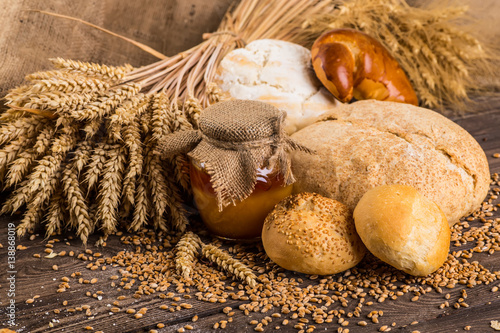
[{"left": 158, "top": 99, "right": 313, "bottom": 210}]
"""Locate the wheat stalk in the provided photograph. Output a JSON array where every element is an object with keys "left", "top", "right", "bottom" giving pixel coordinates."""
[
  {"left": 123, "top": 118, "right": 144, "bottom": 200},
  {"left": 70, "top": 83, "right": 140, "bottom": 121},
  {"left": 122, "top": 116, "right": 144, "bottom": 206},
  {"left": 70, "top": 140, "right": 94, "bottom": 175},
  {"left": 25, "top": 69, "right": 73, "bottom": 82},
  {"left": 29, "top": 76, "right": 109, "bottom": 95},
  {"left": 0, "top": 116, "right": 46, "bottom": 146},
  {"left": 125, "top": 0, "right": 333, "bottom": 106},
  {"left": 184, "top": 96, "right": 203, "bottom": 129},
  {"left": 144, "top": 139, "right": 169, "bottom": 231},
  {"left": 96, "top": 144, "right": 126, "bottom": 237},
  {"left": 17, "top": 152, "right": 65, "bottom": 213},
  {"left": 0, "top": 137, "right": 36, "bottom": 179},
  {"left": 108, "top": 94, "right": 150, "bottom": 141},
  {"left": 0, "top": 109, "right": 28, "bottom": 123},
  {"left": 83, "top": 143, "right": 107, "bottom": 193},
  {"left": 163, "top": 170, "right": 189, "bottom": 233},
  {"left": 62, "top": 161, "right": 92, "bottom": 244},
  {"left": 151, "top": 92, "right": 175, "bottom": 140},
  {"left": 49, "top": 57, "right": 133, "bottom": 82},
  {"left": 18, "top": 200, "right": 46, "bottom": 237},
  {"left": 45, "top": 188, "right": 66, "bottom": 237},
  {"left": 202, "top": 243, "right": 257, "bottom": 288},
  {"left": 129, "top": 173, "right": 150, "bottom": 232},
  {"left": 5, "top": 148, "right": 39, "bottom": 188},
  {"left": 17, "top": 170, "right": 61, "bottom": 238},
  {"left": 83, "top": 117, "right": 104, "bottom": 140}
]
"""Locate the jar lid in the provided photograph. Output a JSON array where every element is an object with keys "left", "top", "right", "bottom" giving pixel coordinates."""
[
  {"left": 199, "top": 100, "right": 280, "bottom": 143},
  {"left": 159, "top": 99, "right": 312, "bottom": 210}
]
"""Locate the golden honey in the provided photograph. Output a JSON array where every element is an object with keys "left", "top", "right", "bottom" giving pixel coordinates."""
[{"left": 190, "top": 160, "right": 292, "bottom": 240}]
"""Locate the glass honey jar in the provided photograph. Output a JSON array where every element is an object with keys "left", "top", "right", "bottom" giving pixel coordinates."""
[{"left": 158, "top": 99, "right": 312, "bottom": 240}]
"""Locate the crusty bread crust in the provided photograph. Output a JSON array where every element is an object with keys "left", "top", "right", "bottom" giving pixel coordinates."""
[{"left": 291, "top": 100, "right": 490, "bottom": 225}]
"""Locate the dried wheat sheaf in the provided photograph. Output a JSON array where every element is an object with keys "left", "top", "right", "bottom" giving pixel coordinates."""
[
  {"left": 0, "top": 0, "right": 337, "bottom": 246},
  {"left": 0, "top": 58, "right": 212, "bottom": 244}
]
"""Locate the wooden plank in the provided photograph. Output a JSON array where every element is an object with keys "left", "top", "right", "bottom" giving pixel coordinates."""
[{"left": 452, "top": 96, "right": 500, "bottom": 174}]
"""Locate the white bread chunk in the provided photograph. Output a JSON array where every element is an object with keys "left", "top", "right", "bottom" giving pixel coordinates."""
[{"left": 215, "top": 39, "right": 340, "bottom": 134}]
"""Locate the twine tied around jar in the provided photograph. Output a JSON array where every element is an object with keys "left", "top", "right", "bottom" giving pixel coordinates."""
[{"left": 158, "top": 99, "right": 313, "bottom": 210}]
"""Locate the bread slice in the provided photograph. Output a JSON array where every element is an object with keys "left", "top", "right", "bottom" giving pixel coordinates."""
[{"left": 291, "top": 100, "right": 490, "bottom": 225}]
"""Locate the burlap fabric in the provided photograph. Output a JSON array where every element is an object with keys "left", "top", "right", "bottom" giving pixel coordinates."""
[
  {"left": 159, "top": 99, "right": 313, "bottom": 210},
  {"left": 1, "top": 1, "right": 498, "bottom": 99},
  {"left": 0, "top": 0, "right": 233, "bottom": 97}
]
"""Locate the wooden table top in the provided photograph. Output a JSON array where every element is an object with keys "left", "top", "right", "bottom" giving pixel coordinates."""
[
  {"left": 1, "top": 95, "right": 498, "bottom": 333},
  {"left": 1, "top": 1, "right": 500, "bottom": 332}
]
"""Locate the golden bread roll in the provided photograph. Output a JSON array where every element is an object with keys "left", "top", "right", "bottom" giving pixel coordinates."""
[
  {"left": 353, "top": 184, "right": 450, "bottom": 276},
  {"left": 262, "top": 192, "right": 366, "bottom": 275},
  {"left": 215, "top": 39, "right": 340, "bottom": 134},
  {"left": 291, "top": 100, "right": 490, "bottom": 225},
  {"left": 311, "top": 28, "right": 418, "bottom": 105}
]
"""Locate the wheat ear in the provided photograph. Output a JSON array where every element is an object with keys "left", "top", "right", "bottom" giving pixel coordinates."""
[
  {"left": 96, "top": 144, "right": 126, "bottom": 237},
  {"left": 62, "top": 162, "right": 92, "bottom": 244},
  {"left": 202, "top": 243, "right": 257, "bottom": 288},
  {"left": 175, "top": 231, "right": 202, "bottom": 280},
  {"left": 129, "top": 173, "right": 150, "bottom": 232}
]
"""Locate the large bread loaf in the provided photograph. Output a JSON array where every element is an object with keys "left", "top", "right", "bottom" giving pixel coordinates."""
[{"left": 290, "top": 100, "right": 490, "bottom": 225}]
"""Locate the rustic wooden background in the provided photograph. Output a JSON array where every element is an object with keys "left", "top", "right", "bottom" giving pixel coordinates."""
[{"left": 1, "top": 0, "right": 500, "bottom": 332}]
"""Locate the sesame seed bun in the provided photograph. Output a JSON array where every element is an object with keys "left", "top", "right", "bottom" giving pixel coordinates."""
[
  {"left": 353, "top": 184, "right": 450, "bottom": 276},
  {"left": 262, "top": 192, "right": 366, "bottom": 275}
]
